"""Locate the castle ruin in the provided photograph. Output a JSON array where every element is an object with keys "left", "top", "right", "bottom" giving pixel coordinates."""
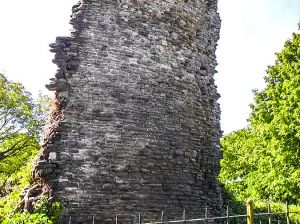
[{"left": 34, "top": 0, "right": 223, "bottom": 223}]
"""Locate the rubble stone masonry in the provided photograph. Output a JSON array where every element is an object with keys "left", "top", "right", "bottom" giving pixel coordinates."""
[{"left": 34, "top": 0, "right": 223, "bottom": 223}]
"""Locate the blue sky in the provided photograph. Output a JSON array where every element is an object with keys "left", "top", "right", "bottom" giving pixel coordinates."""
[{"left": 0, "top": 0, "right": 299, "bottom": 134}]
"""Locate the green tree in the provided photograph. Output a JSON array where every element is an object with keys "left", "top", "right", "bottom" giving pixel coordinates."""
[
  {"left": 220, "top": 32, "right": 300, "bottom": 204},
  {"left": 0, "top": 74, "right": 55, "bottom": 222},
  {"left": 0, "top": 73, "right": 48, "bottom": 179}
]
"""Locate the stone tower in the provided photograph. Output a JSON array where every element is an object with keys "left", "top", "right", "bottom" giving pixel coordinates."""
[{"left": 34, "top": 0, "right": 222, "bottom": 223}]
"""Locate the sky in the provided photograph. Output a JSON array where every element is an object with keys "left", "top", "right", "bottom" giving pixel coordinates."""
[
  {"left": 216, "top": 0, "right": 300, "bottom": 134},
  {"left": 0, "top": 0, "right": 299, "bottom": 134}
]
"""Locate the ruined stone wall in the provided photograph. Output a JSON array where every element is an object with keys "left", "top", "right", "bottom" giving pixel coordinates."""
[{"left": 34, "top": 0, "right": 222, "bottom": 223}]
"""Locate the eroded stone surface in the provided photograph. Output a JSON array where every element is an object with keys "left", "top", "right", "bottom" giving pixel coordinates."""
[{"left": 34, "top": 0, "right": 223, "bottom": 223}]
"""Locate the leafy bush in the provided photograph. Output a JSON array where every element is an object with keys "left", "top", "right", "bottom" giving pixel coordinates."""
[
  {"left": 2, "top": 213, "right": 53, "bottom": 224},
  {"left": 0, "top": 162, "right": 33, "bottom": 221},
  {"left": 0, "top": 160, "right": 64, "bottom": 223}
]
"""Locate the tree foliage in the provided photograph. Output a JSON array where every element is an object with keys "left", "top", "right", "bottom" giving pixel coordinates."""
[
  {"left": 0, "top": 74, "right": 58, "bottom": 222},
  {"left": 220, "top": 32, "right": 300, "bottom": 204},
  {"left": 0, "top": 74, "right": 49, "bottom": 179}
]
